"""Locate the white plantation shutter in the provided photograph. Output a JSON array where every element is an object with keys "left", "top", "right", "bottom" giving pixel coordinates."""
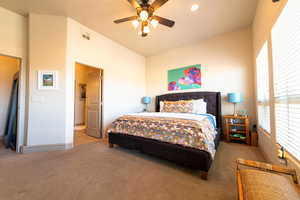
[
  {"left": 256, "top": 42, "right": 271, "bottom": 132},
  {"left": 272, "top": 0, "right": 300, "bottom": 160}
]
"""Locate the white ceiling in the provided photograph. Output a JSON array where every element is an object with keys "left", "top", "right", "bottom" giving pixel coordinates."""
[{"left": 0, "top": 0, "right": 258, "bottom": 56}]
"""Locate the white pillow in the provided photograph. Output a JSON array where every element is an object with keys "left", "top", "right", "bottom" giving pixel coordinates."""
[
  {"left": 160, "top": 101, "right": 164, "bottom": 112},
  {"left": 192, "top": 99, "right": 207, "bottom": 114}
]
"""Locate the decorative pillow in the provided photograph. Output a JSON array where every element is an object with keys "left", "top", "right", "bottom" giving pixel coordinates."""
[
  {"left": 161, "top": 100, "right": 193, "bottom": 113},
  {"left": 192, "top": 99, "right": 207, "bottom": 114}
]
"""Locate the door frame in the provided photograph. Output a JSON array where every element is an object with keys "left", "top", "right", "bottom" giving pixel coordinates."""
[
  {"left": 74, "top": 62, "right": 103, "bottom": 138},
  {"left": 0, "top": 53, "right": 24, "bottom": 152}
]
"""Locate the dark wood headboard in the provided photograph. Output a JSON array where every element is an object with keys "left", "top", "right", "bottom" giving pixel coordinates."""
[{"left": 155, "top": 92, "right": 222, "bottom": 130}]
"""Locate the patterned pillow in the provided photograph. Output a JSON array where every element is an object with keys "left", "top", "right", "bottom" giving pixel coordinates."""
[{"left": 161, "top": 100, "right": 194, "bottom": 113}]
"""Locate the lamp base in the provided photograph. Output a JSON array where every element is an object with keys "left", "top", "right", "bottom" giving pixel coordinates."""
[
  {"left": 144, "top": 104, "right": 149, "bottom": 112},
  {"left": 233, "top": 103, "right": 238, "bottom": 116}
]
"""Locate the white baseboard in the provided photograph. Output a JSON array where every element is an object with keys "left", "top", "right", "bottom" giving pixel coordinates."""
[{"left": 20, "top": 143, "right": 73, "bottom": 154}]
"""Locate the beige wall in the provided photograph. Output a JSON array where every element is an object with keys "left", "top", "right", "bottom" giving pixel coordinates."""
[
  {"left": 65, "top": 18, "right": 146, "bottom": 144},
  {"left": 0, "top": 7, "right": 27, "bottom": 57},
  {"left": 146, "top": 27, "right": 255, "bottom": 121},
  {"left": 253, "top": 0, "right": 300, "bottom": 178},
  {"left": 6, "top": 13, "right": 146, "bottom": 148},
  {"left": 0, "top": 55, "right": 20, "bottom": 137},
  {"left": 0, "top": 7, "right": 27, "bottom": 151},
  {"left": 27, "top": 14, "right": 68, "bottom": 146}
]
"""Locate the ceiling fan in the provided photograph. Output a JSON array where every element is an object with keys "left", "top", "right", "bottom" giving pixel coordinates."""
[{"left": 114, "top": 0, "right": 175, "bottom": 37}]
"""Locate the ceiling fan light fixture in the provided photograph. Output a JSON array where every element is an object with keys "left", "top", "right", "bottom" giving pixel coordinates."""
[
  {"left": 139, "top": 10, "right": 149, "bottom": 21},
  {"left": 132, "top": 20, "right": 139, "bottom": 29},
  {"left": 143, "top": 26, "right": 150, "bottom": 34},
  {"left": 114, "top": 0, "right": 175, "bottom": 37},
  {"left": 151, "top": 19, "right": 159, "bottom": 28},
  {"left": 191, "top": 4, "right": 199, "bottom": 12}
]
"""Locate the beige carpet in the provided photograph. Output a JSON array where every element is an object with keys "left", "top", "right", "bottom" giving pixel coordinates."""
[
  {"left": 0, "top": 141, "right": 265, "bottom": 200},
  {"left": 0, "top": 140, "right": 15, "bottom": 157},
  {"left": 74, "top": 130, "right": 100, "bottom": 146}
]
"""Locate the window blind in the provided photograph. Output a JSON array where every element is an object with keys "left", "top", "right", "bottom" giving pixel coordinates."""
[
  {"left": 272, "top": 0, "right": 300, "bottom": 160},
  {"left": 256, "top": 42, "right": 271, "bottom": 132}
]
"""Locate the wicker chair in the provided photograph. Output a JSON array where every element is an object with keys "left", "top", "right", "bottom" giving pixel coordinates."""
[{"left": 236, "top": 158, "right": 300, "bottom": 200}]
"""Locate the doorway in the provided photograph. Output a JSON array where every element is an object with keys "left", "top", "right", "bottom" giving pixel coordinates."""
[
  {"left": 0, "top": 55, "right": 21, "bottom": 152},
  {"left": 74, "top": 63, "right": 103, "bottom": 146}
]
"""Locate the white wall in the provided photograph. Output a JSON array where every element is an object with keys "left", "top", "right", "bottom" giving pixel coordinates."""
[
  {"left": 0, "top": 56, "right": 20, "bottom": 137},
  {"left": 27, "top": 14, "right": 67, "bottom": 146},
  {"left": 146, "top": 27, "right": 255, "bottom": 120},
  {"left": 253, "top": 0, "right": 300, "bottom": 178},
  {"left": 1, "top": 12, "right": 145, "bottom": 148},
  {"left": 65, "top": 18, "right": 146, "bottom": 144},
  {"left": 0, "top": 7, "right": 27, "bottom": 58},
  {"left": 0, "top": 7, "right": 27, "bottom": 150}
]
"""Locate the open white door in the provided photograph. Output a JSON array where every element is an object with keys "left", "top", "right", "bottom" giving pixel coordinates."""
[{"left": 86, "top": 70, "right": 101, "bottom": 138}]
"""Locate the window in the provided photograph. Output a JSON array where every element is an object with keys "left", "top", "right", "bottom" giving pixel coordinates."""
[
  {"left": 256, "top": 42, "right": 271, "bottom": 133},
  {"left": 272, "top": 0, "right": 300, "bottom": 160}
]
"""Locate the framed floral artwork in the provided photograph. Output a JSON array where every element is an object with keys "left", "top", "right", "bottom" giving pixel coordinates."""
[{"left": 168, "top": 64, "right": 201, "bottom": 91}]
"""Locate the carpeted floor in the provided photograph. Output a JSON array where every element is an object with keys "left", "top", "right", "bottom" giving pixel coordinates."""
[
  {"left": 74, "top": 130, "right": 100, "bottom": 146},
  {"left": 0, "top": 140, "right": 15, "bottom": 157},
  {"left": 0, "top": 141, "right": 265, "bottom": 200}
]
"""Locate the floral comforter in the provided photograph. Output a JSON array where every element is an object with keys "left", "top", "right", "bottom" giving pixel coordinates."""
[{"left": 107, "top": 112, "right": 218, "bottom": 158}]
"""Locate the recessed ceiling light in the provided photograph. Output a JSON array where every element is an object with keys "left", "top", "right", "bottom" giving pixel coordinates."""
[{"left": 191, "top": 4, "right": 199, "bottom": 12}]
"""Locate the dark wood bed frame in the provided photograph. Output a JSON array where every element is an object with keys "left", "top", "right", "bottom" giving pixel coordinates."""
[{"left": 108, "top": 92, "right": 222, "bottom": 180}]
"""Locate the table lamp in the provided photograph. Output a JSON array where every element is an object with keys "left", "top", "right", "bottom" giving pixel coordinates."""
[
  {"left": 142, "top": 96, "right": 151, "bottom": 112},
  {"left": 228, "top": 93, "right": 243, "bottom": 116}
]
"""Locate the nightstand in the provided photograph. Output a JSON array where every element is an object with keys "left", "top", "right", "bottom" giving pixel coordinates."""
[{"left": 224, "top": 115, "right": 250, "bottom": 145}]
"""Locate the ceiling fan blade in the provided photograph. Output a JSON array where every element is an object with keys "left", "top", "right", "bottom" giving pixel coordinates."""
[
  {"left": 152, "top": 15, "right": 175, "bottom": 27},
  {"left": 127, "top": 0, "right": 141, "bottom": 9},
  {"left": 151, "top": 0, "right": 169, "bottom": 10},
  {"left": 114, "top": 16, "right": 138, "bottom": 24}
]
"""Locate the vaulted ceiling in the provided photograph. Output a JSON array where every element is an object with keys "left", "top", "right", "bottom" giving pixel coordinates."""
[{"left": 0, "top": 0, "right": 257, "bottom": 56}]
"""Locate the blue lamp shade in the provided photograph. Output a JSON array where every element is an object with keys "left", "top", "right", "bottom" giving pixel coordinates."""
[
  {"left": 142, "top": 96, "right": 151, "bottom": 105},
  {"left": 228, "top": 93, "right": 243, "bottom": 103}
]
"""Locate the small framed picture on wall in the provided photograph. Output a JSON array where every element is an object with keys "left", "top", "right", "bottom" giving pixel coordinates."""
[{"left": 38, "top": 70, "right": 58, "bottom": 90}]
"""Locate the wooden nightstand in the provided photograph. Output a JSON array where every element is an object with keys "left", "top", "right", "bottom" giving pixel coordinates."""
[{"left": 224, "top": 115, "right": 250, "bottom": 145}]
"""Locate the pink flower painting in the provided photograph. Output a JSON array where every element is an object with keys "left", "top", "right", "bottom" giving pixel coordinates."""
[{"left": 168, "top": 65, "right": 201, "bottom": 91}]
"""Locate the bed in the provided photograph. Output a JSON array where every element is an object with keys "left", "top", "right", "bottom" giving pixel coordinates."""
[{"left": 108, "top": 92, "right": 222, "bottom": 179}]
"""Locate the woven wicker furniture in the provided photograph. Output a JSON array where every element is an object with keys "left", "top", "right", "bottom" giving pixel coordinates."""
[{"left": 236, "top": 158, "right": 300, "bottom": 200}]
